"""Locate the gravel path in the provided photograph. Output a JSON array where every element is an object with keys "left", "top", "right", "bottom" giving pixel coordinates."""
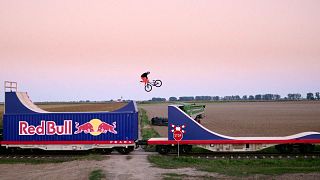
[{"left": 1, "top": 151, "right": 320, "bottom": 180}]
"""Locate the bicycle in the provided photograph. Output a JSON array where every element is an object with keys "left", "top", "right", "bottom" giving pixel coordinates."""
[{"left": 144, "top": 79, "right": 162, "bottom": 92}]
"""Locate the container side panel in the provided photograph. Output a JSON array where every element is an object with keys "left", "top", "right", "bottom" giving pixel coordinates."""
[{"left": 3, "top": 112, "right": 138, "bottom": 142}]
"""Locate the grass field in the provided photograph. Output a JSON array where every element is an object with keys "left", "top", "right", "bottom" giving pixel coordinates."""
[
  {"left": 141, "top": 101, "right": 320, "bottom": 137},
  {"left": 0, "top": 154, "right": 105, "bottom": 164},
  {"left": 148, "top": 155, "right": 320, "bottom": 176},
  {"left": 140, "top": 108, "right": 160, "bottom": 140},
  {"left": 89, "top": 169, "right": 106, "bottom": 180}
]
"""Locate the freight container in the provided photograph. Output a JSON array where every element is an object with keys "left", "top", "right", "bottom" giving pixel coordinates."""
[{"left": 1, "top": 90, "right": 138, "bottom": 154}]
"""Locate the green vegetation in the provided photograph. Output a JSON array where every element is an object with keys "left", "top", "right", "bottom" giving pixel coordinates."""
[
  {"left": 89, "top": 169, "right": 106, "bottom": 180},
  {"left": 163, "top": 173, "right": 211, "bottom": 180},
  {"left": 139, "top": 108, "right": 160, "bottom": 140},
  {"left": 139, "top": 108, "right": 160, "bottom": 151},
  {"left": 0, "top": 154, "right": 105, "bottom": 164},
  {"left": 141, "top": 128, "right": 160, "bottom": 140},
  {"left": 148, "top": 155, "right": 320, "bottom": 176},
  {"left": 162, "top": 173, "right": 184, "bottom": 180}
]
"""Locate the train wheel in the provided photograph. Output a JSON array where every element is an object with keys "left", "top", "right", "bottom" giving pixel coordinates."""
[
  {"left": 116, "top": 146, "right": 134, "bottom": 155},
  {"left": 156, "top": 145, "right": 169, "bottom": 155},
  {"left": 299, "top": 144, "right": 315, "bottom": 153},
  {"left": 98, "top": 148, "right": 113, "bottom": 155}
]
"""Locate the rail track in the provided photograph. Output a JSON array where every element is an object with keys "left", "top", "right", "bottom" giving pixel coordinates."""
[
  {"left": 1, "top": 146, "right": 320, "bottom": 160},
  {"left": 0, "top": 148, "right": 157, "bottom": 160},
  {"left": 0, "top": 155, "right": 80, "bottom": 160},
  {"left": 166, "top": 151, "right": 320, "bottom": 159}
]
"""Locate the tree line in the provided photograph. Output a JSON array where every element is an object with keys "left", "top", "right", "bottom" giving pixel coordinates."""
[{"left": 150, "top": 92, "right": 320, "bottom": 102}]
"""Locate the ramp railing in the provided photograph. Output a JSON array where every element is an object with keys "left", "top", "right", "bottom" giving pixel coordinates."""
[{"left": 4, "top": 81, "right": 17, "bottom": 92}]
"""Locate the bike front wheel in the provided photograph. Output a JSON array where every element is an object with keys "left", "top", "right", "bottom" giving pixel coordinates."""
[
  {"left": 154, "top": 80, "right": 162, "bottom": 87},
  {"left": 145, "top": 84, "right": 152, "bottom": 92}
]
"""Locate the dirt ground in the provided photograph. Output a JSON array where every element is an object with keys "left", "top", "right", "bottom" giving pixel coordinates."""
[
  {"left": 38, "top": 102, "right": 126, "bottom": 112},
  {"left": 0, "top": 102, "right": 126, "bottom": 113},
  {"left": 141, "top": 101, "right": 320, "bottom": 137},
  {"left": 1, "top": 152, "right": 319, "bottom": 180}
]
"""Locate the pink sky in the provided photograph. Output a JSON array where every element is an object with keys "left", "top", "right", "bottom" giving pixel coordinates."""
[{"left": 0, "top": 0, "right": 320, "bottom": 101}]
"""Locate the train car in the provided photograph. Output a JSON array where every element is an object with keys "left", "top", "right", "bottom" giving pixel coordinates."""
[
  {"left": 0, "top": 83, "right": 138, "bottom": 154},
  {"left": 148, "top": 105, "right": 320, "bottom": 154}
]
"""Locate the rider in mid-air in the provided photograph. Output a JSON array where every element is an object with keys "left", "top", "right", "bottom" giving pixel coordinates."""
[{"left": 140, "top": 71, "right": 150, "bottom": 85}]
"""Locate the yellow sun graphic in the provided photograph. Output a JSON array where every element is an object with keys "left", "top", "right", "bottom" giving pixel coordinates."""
[{"left": 89, "top": 119, "right": 102, "bottom": 136}]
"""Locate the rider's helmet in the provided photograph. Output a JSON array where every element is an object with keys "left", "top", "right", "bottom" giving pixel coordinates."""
[{"left": 147, "top": 71, "right": 150, "bottom": 74}]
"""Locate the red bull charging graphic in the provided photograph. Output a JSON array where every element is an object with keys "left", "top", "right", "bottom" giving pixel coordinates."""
[
  {"left": 19, "top": 119, "right": 117, "bottom": 136},
  {"left": 74, "top": 119, "right": 117, "bottom": 136}
]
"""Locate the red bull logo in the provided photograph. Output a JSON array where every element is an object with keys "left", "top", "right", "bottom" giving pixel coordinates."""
[
  {"left": 74, "top": 119, "right": 117, "bottom": 136},
  {"left": 18, "top": 119, "right": 117, "bottom": 136}
]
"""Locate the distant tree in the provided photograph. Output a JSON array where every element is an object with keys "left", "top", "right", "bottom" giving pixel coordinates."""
[
  {"left": 179, "top": 96, "right": 194, "bottom": 101},
  {"left": 307, "top": 93, "right": 315, "bottom": 100},
  {"left": 224, "top": 96, "right": 240, "bottom": 101},
  {"left": 195, "top": 96, "right": 212, "bottom": 101},
  {"left": 255, "top": 94, "right": 262, "bottom": 100},
  {"left": 262, "top": 94, "right": 273, "bottom": 100},
  {"left": 212, "top": 96, "right": 220, "bottom": 101},
  {"left": 248, "top": 95, "right": 254, "bottom": 100},
  {"left": 274, "top": 94, "right": 281, "bottom": 100},
  {"left": 242, "top": 95, "right": 248, "bottom": 100},
  {"left": 315, "top": 92, "right": 320, "bottom": 100},
  {"left": 288, "top": 93, "right": 301, "bottom": 100},
  {"left": 231, "top": 95, "right": 241, "bottom": 101},
  {"left": 169, "top": 97, "right": 178, "bottom": 101},
  {"left": 151, "top": 97, "right": 166, "bottom": 102}
]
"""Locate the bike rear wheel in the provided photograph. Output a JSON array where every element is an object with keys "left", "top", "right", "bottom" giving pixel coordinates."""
[
  {"left": 154, "top": 80, "right": 162, "bottom": 87},
  {"left": 145, "top": 84, "right": 152, "bottom": 92}
]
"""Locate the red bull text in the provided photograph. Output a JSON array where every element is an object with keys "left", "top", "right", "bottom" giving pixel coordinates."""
[{"left": 19, "top": 120, "right": 72, "bottom": 135}]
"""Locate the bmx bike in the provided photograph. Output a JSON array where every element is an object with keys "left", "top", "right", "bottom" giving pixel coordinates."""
[{"left": 144, "top": 79, "right": 162, "bottom": 92}]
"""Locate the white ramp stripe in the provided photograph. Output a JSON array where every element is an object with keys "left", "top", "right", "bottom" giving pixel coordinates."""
[{"left": 16, "top": 92, "right": 48, "bottom": 113}]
